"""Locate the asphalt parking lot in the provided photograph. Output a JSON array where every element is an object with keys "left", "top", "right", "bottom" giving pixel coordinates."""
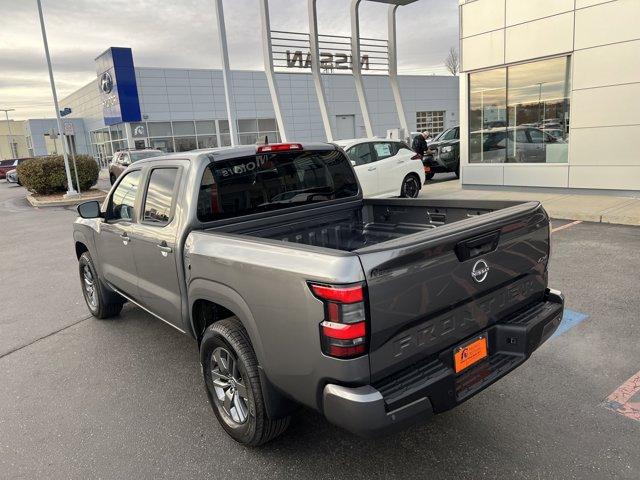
[{"left": 1, "top": 179, "right": 639, "bottom": 479}]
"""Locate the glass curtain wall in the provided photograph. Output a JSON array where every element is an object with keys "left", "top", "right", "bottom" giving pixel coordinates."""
[
  {"left": 469, "top": 56, "right": 571, "bottom": 164},
  {"left": 91, "top": 118, "right": 281, "bottom": 159}
]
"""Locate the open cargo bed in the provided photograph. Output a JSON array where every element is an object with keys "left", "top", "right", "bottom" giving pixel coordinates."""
[{"left": 222, "top": 199, "right": 526, "bottom": 252}]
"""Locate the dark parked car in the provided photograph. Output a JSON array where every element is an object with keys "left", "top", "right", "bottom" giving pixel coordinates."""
[
  {"left": 109, "top": 149, "right": 163, "bottom": 185},
  {"left": 424, "top": 126, "right": 460, "bottom": 179},
  {"left": 74, "top": 143, "right": 563, "bottom": 445}
]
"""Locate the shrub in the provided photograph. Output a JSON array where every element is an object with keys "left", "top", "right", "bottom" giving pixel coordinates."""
[{"left": 17, "top": 155, "right": 100, "bottom": 195}]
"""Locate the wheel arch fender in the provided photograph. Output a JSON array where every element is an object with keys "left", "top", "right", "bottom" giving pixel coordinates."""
[{"left": 188, "top": 278, "right": 266, "bottom": 368}]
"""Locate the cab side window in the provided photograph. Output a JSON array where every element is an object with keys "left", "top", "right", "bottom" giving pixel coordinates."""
[
  {"left": 108, "top": 171, "right": 141, "bottom": 221},
  {"left": 347, "top": 143, "right": 374, "bottom": 166},
  {"left": 143, "top": 168, "right": 179, "bottom": 226}
]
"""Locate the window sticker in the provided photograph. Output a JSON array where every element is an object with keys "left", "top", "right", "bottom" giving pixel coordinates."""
[{"left": 374, "top": 143, "right": 391, "bottom": 157}]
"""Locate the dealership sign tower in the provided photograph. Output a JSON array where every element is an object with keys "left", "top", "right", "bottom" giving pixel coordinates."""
[{"left": 254, "top": 0, "right": 418, "bottom": 142}]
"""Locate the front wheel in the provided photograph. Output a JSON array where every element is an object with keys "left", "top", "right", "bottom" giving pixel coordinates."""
[
  {"left": 78, "top": 252, "right": 123, "bottom": 319},
  {"left": 200, "top": 318, "right": 290, "bottom": 446},
  {"left": 424, "top": 171, "right": 435, "bottom": 181},
  {"left": 401, "top": 174, "right": 421, "bottom": 198}
]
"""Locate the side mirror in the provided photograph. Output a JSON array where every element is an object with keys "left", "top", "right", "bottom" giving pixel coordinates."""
[
  {"left": 350, "top": 160, "right": 357, "bottom": 167},
  {"left": 77, "top": 201, "right": 102, "bottom": 219}
]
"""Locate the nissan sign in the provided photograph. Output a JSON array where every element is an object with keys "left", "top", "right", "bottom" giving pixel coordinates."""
[{"left": 285, "top": 50, "right": 370, "bottom": 71}]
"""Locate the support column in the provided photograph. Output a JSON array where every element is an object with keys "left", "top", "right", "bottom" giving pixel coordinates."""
[
  {"left": 350, "top": 0, "right": 374, "bottom": 138},
  {"left": 213, "top": 0, "right": 239, "bottom": 146},
  {"left": 259, "top": 0, "right": 288, "bottom": 142},
  {"left": 388, "top": 5, "right": 409, "bottom": 138},
  {"left": 309, "top": 0, "right": 334, "bottom": 142}
]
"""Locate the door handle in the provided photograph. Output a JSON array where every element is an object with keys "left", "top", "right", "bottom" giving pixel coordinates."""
[
  {"left": 120, "top": 233, "right": 130, "bottom": 246},
  {"left": 367, "top": 167, "right": 377, "bottom": 171},
  {"left": 157, "top": 243, "right": 173, "bottom": 256}
]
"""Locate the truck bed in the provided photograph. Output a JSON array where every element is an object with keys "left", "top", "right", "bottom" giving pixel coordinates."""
[
  {"left": 204, "top": 196, "right": 551, "bottom": 383},
  {"left": 224, "top": 198, "right": 524, "bottom": 252}
]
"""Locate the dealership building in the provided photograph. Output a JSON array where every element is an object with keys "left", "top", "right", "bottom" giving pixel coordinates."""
[
  {"left": 458, "top": 0, "right": 640, "bottom": 191},
  {"left": 32, "top": 46, "right": 458, "bottom": 165}
]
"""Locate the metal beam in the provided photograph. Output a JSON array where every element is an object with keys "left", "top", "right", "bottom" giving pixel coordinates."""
[
  {"left": 259, "top": 0, "right": 288, "bottom": 142},
  {"left": 213, "top": 0, "right": 239, "bottom": 146},
  {"left": 351, "top": 0, "right": 374, "bottom": 138},
  {"left": 308, "top": 0, "right": 334, "bottom": 142},
  {"left": 387, "top": 5, "right": 409, "bottom": 138}
]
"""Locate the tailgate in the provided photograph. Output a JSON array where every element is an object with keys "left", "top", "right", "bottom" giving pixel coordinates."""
[{"left": 356, "top": 202, "right": 550, "bottom": 382}]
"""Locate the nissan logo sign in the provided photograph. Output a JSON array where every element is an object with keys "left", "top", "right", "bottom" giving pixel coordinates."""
[
  {"left": 471, "top": 260, "right": 490, "bottom": 283},
  {"left": 100, "top": 72, "right": 113, "bottom": 94}
]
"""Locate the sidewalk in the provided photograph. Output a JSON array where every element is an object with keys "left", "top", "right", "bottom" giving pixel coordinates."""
[{"left": 421, "top": 178, "right": 640, "bottom": 226}]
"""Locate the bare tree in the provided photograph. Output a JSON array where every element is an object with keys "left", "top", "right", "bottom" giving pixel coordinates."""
[{"left": 444, "top": 47, "right": 459, "bottom": 76}]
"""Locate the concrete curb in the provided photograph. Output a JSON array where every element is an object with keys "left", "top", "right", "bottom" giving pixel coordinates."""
[{"left": 26, "top": 192, "right": 106, "bottom": 208}]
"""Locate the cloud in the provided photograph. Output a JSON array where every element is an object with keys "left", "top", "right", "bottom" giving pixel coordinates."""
[{"left": 0, "top": 0, "right": 458, "bottom": 120}]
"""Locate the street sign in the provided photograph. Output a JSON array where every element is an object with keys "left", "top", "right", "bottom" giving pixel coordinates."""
[{"left": 63, "top": 121, "right": 75, "bottom": 136}]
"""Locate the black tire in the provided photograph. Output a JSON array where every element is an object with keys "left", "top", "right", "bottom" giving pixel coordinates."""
[
  {"left": 400, "top": 174, "right": 421, "bottom": 198},
  {"left": 425, "top": 172, "right": 435, "bottom": 181},
  {"left": 109, "top": 174, "right": 116, "bottom": 185},
  {"left": 200, "top": 317, "right": 290, "bottom": 446},
  {"left": 454, "top": 163, "right": 460, "bottom": 179},
  {"left": 78, "top": 252, "right": 123, "bottom": 319}
]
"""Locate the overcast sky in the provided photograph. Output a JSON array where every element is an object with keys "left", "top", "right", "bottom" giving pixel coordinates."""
[{"left": 0, "top": 0, "right": 458, "bottom": 120}]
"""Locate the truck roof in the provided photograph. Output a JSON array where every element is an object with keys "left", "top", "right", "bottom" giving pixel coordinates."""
[{"left": 133, "top": 143, "right": 338, "bottom": 166}]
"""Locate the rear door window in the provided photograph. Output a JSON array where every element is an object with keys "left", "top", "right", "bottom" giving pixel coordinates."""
[
  {"left": 108, "top": 170, "right": 141, "bottom": 221},
  {"left": 197, "top": 149, "right": 359, "bottom": 222},
  {"left": 346, "top": 143, "right": 374, "bottom": 166},
  {"left": 143, "top": 168, "right": 179, "bottom": 226},
  {"left": 372, "top": 142, "right": 394, "bottom": 161}
]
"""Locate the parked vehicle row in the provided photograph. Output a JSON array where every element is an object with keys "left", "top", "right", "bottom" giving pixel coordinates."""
[{"left": 74, "top": 142, "right": 563, "bottom": 445}]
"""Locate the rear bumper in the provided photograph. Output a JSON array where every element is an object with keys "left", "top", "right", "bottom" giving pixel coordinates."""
[{"left": 322, "top": 289, "right": 564, "bottom": 437}]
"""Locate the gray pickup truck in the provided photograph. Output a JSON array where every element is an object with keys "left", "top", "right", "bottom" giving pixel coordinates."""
[{"left": 73, "top": 143, "right": 564, "bottom": 446}]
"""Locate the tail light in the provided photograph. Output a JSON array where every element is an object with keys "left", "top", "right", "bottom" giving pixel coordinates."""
[
  {"left": 309, "top": 282, "right": 367, "bottom": 359},
  {"left": 257, "top": 143, "right": 303, "bottom": 153}
]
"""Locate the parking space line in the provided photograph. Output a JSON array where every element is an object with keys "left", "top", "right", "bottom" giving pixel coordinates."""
[
  {"left": 551, "top": 309, "right": 589, "bottom": 340},
  {"left": 552, "top": 220, "right": 582, "bottom": 233},
  {"left": 602, "top": 371, "right": 640, "bottom": 423}
]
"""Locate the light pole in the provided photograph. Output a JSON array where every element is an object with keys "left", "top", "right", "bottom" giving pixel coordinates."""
[
  {"left": 1, "top": 108, "right": 16, "bottom": 159},
  {"left": 36, "top": 0, "right": 78, "bottom": 197}
]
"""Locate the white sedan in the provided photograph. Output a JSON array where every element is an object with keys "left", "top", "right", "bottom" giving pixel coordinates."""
[{"left": 335, "top": 139, "right": 425, "bottom": 198}]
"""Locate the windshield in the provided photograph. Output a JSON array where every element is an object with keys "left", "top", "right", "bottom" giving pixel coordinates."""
[
  {"left": 130, "top": 151, "right": 163, "bottom": 162},
  {"left": 197, "top": 149, "right": 359, "bottom": 222}
]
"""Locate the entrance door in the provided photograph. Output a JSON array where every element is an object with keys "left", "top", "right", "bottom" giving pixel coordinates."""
[{"left": 336, "top": 115, "right": 356, "bottom": 140}]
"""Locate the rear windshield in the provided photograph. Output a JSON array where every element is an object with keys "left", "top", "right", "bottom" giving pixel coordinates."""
[{"left": 197, "top": 149, "right": 359, "bottom": 222}]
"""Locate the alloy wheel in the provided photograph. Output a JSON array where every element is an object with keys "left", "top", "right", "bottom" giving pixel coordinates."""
[
  {"left": 82, "top": 265, "right": 98, "bottom": 309},
  {"left": 403, "top": 177, "right": 420, "bottom": 198},
  {"left": 210, "top": 347, "right": 250, "bottom": 425}
]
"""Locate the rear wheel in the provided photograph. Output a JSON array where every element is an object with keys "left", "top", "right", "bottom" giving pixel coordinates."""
[
  {"left": 401, "top": 174, "right": 421, "bottom": 198},
  {"left": 78, "top": 252, "right": 123, "bottom": 319},
  {"left": 454, "top": 163, "right": 460, "bottom": 178},
  {"left": 200, "top": 317, "right": 290, "bottom": 446}
]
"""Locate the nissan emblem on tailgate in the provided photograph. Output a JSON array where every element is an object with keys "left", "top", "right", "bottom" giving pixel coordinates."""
[{"left": 472, "top": 260, "right": 490, "bottom": 283}]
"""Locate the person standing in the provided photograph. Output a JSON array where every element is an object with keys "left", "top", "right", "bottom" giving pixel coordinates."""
[{"left": 412, "top": 130, "right": 435, "bottom": 158}]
